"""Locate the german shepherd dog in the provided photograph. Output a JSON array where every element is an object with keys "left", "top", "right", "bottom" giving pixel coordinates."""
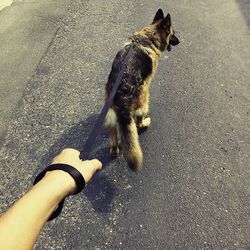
[{"left": 104, "top": 9, "right": 179, "bottom": 173}]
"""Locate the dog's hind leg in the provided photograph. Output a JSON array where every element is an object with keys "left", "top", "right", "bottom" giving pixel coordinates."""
[
  {"left": 104, "top": 108, "right": 119, "bottom": 157},
  {"left": 108, "top": 126, "right": 119, "bottom": 157}
]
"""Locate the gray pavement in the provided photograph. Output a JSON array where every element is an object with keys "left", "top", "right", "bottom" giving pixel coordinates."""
[
  {"left": 0, "top": 0, "right": 249, "bottom": 249},
  {"left": 0, "top": 0, "right": 70, "bottom": 143}
]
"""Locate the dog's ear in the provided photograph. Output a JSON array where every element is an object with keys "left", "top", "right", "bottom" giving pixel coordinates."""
[
  {"left": 152, "top": 9, "right": 164, "bottom": 24},
  {"left": 160, "top": 13, "right": 172, "bottom": 30}
]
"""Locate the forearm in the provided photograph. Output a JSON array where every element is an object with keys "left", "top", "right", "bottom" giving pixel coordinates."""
[
  {"left": 0, "top": 171, "right": 75, "bottom": 250},
  {"left": 0, "top": 148, "right": 102, "bottom": 250}
]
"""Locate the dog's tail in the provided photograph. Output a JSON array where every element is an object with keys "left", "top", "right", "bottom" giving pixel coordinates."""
[{"left": 118, "top": 109, "right": 143, "bottom": 173}]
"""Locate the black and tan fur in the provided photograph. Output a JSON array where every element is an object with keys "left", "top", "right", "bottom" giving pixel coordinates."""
[{"left": 104, "top": 9, "right": 180, "bottom": 173}]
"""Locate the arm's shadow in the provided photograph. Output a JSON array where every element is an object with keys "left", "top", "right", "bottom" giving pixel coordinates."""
[
  {"left": 83, "top": 171, "right": 116, "bottom": 213},
  {"left": 39, "top": 114, "right": 117, "bottom": 214}
]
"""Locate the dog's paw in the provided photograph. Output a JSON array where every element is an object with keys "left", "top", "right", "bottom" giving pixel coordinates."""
[
  {"left": 110, "top": 147, "right": 119, "bottom": 158},
  {"left": 142, "top": 117, "right": 151, "bottom": 127},
  {"left": 138, "top": 117, "right": 151, "bottom": 128}
]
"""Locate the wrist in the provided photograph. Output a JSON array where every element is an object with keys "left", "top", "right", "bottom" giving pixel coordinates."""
[{"left": 44, "top": 170, "right": 76, "bottom": 196}]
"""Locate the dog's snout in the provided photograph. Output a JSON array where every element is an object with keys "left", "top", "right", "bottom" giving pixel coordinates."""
[{"left": 170, "top": 35, "right": 180, "bottom": 46}]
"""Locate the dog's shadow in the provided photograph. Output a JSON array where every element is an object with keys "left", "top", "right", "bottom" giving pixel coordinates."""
[{"left": 40, "top": 114, "right": 117, "bottom": 214}]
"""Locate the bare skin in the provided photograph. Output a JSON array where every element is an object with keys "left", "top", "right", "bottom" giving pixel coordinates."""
[{"left": 0, "top": 148, "right": 102, "bottom": 250}]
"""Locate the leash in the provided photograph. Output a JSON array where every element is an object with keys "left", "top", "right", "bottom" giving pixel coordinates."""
[
  {"left": 80, "top": 43, "right": 134, "bottom": 159},
  {"left": 33, "top": 43, "right": 135, "bottom": 221}
]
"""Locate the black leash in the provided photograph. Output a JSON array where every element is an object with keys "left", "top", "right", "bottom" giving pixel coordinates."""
[
  {"left": 33, "top": 43, "right": 134, "bottom": 221},
  {"left": 80, "top": 43, "right": 134, "bottom": 159}
]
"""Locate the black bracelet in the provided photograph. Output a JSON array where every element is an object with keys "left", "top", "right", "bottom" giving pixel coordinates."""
[{"left": 33, "top": 163, "right": 86, "bottom": 221}]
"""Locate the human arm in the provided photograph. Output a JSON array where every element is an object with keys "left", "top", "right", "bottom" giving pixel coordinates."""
[{"left": 0, "top": 148, "right": 102, "bottom": 250}]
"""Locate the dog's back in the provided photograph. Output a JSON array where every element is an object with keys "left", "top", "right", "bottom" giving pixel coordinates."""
[{"left": 106, "top": 44, "right": 153, "bottom": 114}]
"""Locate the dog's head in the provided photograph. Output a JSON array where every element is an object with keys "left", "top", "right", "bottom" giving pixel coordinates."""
[{"left": 151, "top": 9, "right": 180, "bottom": 51}]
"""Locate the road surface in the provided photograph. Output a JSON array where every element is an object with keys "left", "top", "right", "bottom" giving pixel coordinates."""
[{"left": 0, "top": 0, "right": 249, "bottom": 249}]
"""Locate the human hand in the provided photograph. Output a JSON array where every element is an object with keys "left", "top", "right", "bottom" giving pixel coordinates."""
[{"left": 46, "top": 148, "right": 102, "bottom": 194}]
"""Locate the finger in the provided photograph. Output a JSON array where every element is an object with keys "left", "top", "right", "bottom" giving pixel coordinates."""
[
  {"left": 92, "top": 159, "right": 102, "bottom": 170},
  {"left": 61, "top": 148, "right": 80, "bottom": 157},
  {"left": 85, "top": 159, "right": 102, "bottom": 170}
]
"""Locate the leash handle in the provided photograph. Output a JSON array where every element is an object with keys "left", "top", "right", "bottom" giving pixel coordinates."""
[{"left": 33, "top": 164, "right": 86, "bottom": 221}]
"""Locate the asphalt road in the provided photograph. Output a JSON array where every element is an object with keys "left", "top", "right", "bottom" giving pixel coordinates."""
[{"left": 0, "top": 0, "right": 249, "bottom": 249}]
